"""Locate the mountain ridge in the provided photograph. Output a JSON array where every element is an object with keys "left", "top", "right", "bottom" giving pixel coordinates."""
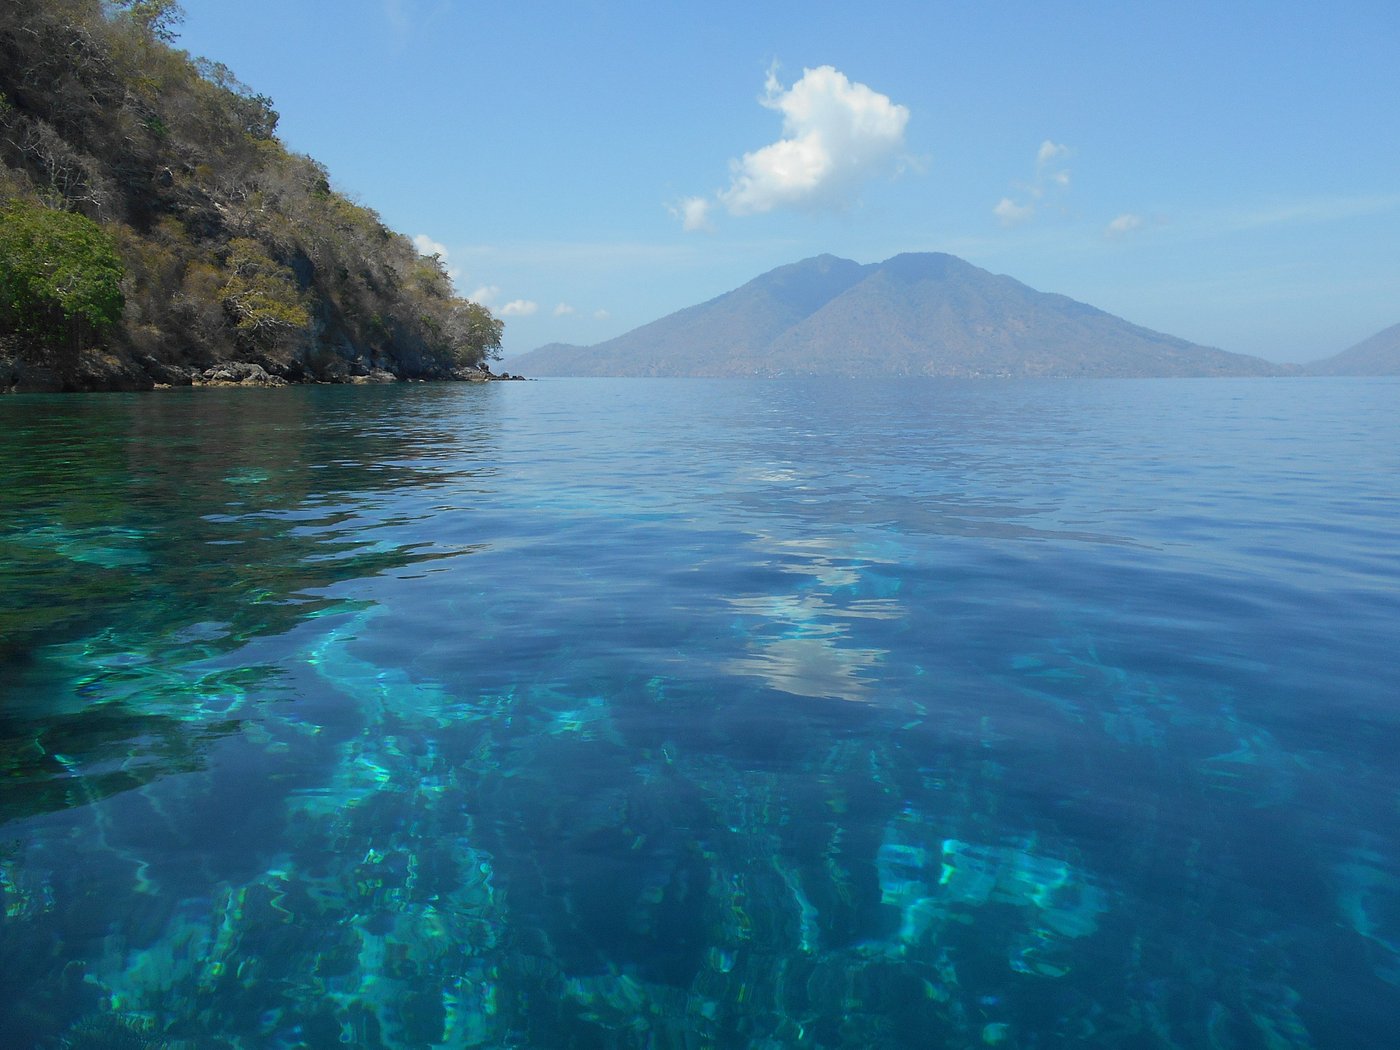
[
  {"left": 513, "top": 252, "right": 1281, "bottom": 379},
  {"left": 1306, "top": 322, "right": 1400, "bottom": 375}
]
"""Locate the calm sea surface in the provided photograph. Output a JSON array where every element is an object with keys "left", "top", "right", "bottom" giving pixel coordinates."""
[{"left": 1, "top": 377, "right": 1398, "bottom": 1049}]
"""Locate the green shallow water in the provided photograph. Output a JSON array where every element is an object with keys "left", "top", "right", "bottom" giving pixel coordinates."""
[{"left": 1, "top": 378, "right": 1399, "bottom": 1048}]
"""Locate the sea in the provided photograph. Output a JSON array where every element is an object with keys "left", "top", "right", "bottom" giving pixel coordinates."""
[{"left": 1, "top": 376, "right": 1397, "bottom": 1049}]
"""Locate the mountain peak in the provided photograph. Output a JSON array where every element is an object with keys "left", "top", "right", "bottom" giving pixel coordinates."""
[
  {"left": 1307, "top": 321, "right": 1400, "bottom": 375},
  {"left": 880, "top": 251, "right": 968, "bottom": 274},
  {"left": 512, "top": 252, "right": 1281, "bottom": 379}
]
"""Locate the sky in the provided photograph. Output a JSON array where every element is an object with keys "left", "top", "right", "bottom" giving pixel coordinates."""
[{"left": 172, "top": 0, "right": 1400, "bottom": 364}]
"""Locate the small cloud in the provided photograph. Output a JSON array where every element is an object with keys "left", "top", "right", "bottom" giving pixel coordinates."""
[
  {"left": 414, "top": 233, "right": 462, "bottom": 286},
  {"left": 500, "top": 299, "right": 538, "bottom": 317},
  {"left": 708, "top": 64, "right": 910, "bottom": 216},
  {"left": 1036, "top": 141, "right": 1071, "bottom": 192},
  {"left": 994, "top": 140, "right": 1071, "bottom": 228},
  {"left": 670, "top": 195, "right": 714, "bottom": 232},
  {"left": 593, "top": 309, "right": 610, "bottom": 320},
  {"left": 413, "top": 233, "right": 448, "bottom": 258},
  {"left": 994, "top": 197, "right": 1034, "bottom": 227},
  {"left": 1106, "top": 212, "right": 1145, "bottom": 237},
  {"left": 553, "top": 302, "right": 575, "bottom": 316},
  {"left": 469, "top": 284, "right": 500, "bottom": 306},
  {"left": 1037, "top": 140, "right": 1070, "bottom": 169}
]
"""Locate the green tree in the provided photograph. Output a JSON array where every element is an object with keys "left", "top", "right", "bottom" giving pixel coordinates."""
[
  {"left": 446, "top": 299, "right": 503, "bottom": 367},
  {"left": 106, "top": 0, "right": 185, "bottom": 44},
  {"left": 217, "top": 237, "right": 310, "bottom": 356},
  {"left": 0, "top": 198, "right": 124, "bottom": 353}
]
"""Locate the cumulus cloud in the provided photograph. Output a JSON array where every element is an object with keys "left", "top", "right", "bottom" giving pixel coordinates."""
[
  {"left": 1106, "top": 212, "right": 1145, "bottom": 237},
  {"left": 553, "top": 302, "right": 575, "bottom": 316},
  {"left": 670, "top": 196, "right": 714, "bottom": 233},
  {"left": 720, "top": 65, "right": 910, "bottom": 214},
  {"left": 468, "top": 284, "right": 500, "bottom": 306},
  {"left": 690, "top": 65, "right": 909, "bottom": 221},
  {"left": 500, "top": 299, "right": 538, "bottom": 317}
]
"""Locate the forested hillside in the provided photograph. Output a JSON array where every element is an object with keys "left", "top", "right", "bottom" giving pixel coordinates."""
[{"left": 0, "top": 0, "right": 503, "bottom": 392}]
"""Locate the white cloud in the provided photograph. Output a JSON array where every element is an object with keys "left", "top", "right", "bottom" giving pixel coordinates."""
[
  {"left": 994, "top": 140, "right": 1071, "bottom": 228},
  {"left": 500, "top": 299, "right": 538, "bottom": 317},
  {"left": 1106, "top": 212, "right": 1145, "bottom": 237},
  {"left": 1036, "top": 141, "right": 1071, "bottom": 192},
  {"left": 1037, "top": 140, "right": 1070, "bottom": 169},
  {"left": 994, "top": 197, "right": 1035, "bottom": 227},
  {"left": 714, "top": 64, "right": 910, "bottom": 216},
  {"left": 670, "top": 195, "right": 714, "bottom": 232},
  {"left": 553, "top": 302, "right": 575, "bottom": 316},
  {"left": 413, "top": 233, "right": 448, "bottom": 257},
  {"left": 593, "top": 309, "right": 610, "bottom": 320},
  {"left": 468, "top": 284, "right": 500, "bottom": 306},
  {"left": 414, "top": 233, "right": 461, "bottom": 286}
]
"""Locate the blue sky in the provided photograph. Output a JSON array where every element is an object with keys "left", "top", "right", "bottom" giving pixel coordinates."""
[{"left": 173, "top": 0, "right": 1400, "bottom": 363}]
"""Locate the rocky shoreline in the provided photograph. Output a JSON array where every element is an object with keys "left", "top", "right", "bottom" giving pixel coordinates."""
[
  {"left": 0, "top": 345, "right": 526, "bottom": 394},
  {"left": 190, "top": 361, "right": 526, "bottom": 389}
]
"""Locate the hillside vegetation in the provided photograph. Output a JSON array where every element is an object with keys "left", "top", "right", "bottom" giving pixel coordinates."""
[{"left": 0, "top": 0, "right": 502, "bottom": 392}]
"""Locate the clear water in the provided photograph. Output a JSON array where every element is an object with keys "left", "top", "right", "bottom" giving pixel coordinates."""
[{"left": 1, "top": 377, "right": 1398, "bottom": 1049}]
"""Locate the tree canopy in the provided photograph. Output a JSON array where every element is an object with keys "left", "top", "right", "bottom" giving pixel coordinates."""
[{"left": 0, "top": 198, "right": 124, "bottom": 351}]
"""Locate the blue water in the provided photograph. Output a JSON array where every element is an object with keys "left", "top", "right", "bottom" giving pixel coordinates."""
[{"left": 1, "top": 377, "right": 1398, "bottom": 1048}]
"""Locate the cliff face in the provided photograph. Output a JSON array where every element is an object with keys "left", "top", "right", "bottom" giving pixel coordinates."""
[
  {"left": 513, "top": 253, "right": 1282, "bottom": 379},
  {"left": 0, "top": 0, "right": 501, "bottom": 392}
]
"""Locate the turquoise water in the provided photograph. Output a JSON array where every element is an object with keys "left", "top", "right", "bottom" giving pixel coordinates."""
[{"left": 1, "top": 377, "right": 1398, "bottom": 1048}]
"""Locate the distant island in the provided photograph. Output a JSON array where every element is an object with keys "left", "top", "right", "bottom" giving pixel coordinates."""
[
  {"left": 515, "top": 253, "right": 1400, "bottom": 380},
  {"left": 514, "top": 253, "right": 1288, "bottom": 379},
  {"left": 0, "top": 0, "right": 506, "bottom": 393},
  {"left": 1306, "top": 322, "right": 1400, "bottom": 376}
]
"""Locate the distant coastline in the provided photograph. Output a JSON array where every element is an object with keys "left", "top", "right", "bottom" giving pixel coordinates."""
[
  {"left": 511, "top": 253, "right": 1400, "bottom": 381},
  {"left": 0, "top": 351, "right": 526, "bottom": 395}
]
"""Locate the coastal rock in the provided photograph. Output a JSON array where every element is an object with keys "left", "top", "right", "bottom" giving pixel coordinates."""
[
  {"left": 198, "top": 362, "right": 288, "bottom": 387},
  {"left": 451, "top": 366, "right": 494, "bottom": 382},
  {"left": 134, "top": 354, "right": 197, "bottom": 386},
  {"left": 69, "top": 350, "right": 155, "bottom": 392},
  {"left": 1, "top": 349, "right": 153, "bottom": 393},
  {"left": 449, "top": 367, "right": 527, "bottom": 382},
  {"left": 0, "top": 356, "right": 62, "bottom": 393},
  {"left": 350, "top": 369, "right": 400, "bottom": 384}
]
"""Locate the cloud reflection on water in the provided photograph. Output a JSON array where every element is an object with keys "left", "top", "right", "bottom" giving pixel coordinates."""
[{"left": 722, "top": 536, "right": 902, "bottom": 702}]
